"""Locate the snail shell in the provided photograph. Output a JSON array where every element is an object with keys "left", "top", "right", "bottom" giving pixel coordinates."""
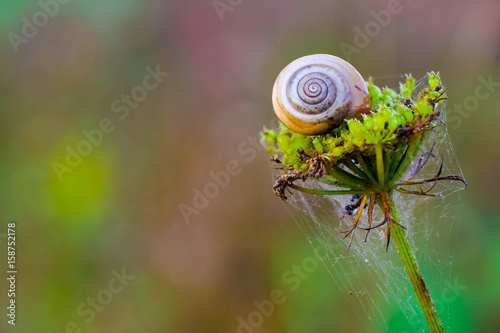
[{"left": 272, "top": 54, "right": 371, "bottom": 135}]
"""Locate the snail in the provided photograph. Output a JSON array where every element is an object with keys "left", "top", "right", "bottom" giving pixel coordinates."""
[{"left": 272, "top": 54, "right": 371, "bottom": 135}]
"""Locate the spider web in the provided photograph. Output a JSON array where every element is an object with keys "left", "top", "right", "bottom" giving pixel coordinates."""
[{"left": 269, "top": 76, "right": 467, "bottom": 332}]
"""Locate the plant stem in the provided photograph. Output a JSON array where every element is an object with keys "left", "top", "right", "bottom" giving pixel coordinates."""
[
  {"left": 343, "top": 159, "right": 371, "bottom": 183},
  {"left": 289, "top": 184, "right": 363, "bottom": 196},
  {"left": 387, "top": 192, "right": 444, "bottom": 333},
  {"left": 355, "top": 152, "right": 378, "bottom": 185},
  {"left": 375, "top": 144, "right": 385, "bottom": 186},
  {"left": 390, "top": 136, "right": 423, "bottom": 186},
  {"left": 387, "top": 143, "right": 406, "bottom": 180},
  {"left": 324, "top": 165, "right": 371, "bottom": 190}
]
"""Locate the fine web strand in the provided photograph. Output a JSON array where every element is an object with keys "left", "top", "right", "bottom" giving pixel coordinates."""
[{"left": 280, "top": 170, "right": 464, "bottom": 331}]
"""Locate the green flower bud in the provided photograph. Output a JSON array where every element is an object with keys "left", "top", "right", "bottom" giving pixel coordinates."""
[
  {"left": 278, "top": 133, "right": 290, "bottom": 153},
  {"left": 416, "top": 98, "right": 433, "bottom": 117},
  {"left": 428, "top": 72, "right": 440, "bottom": 88},
  {"left": 399, "top": 82, "right": 411, "bottom": 98},
  {"left": 348, "top": 120, "right": 364, "bottom": 136},
  {"left": 286, "top": 154, "right": 299, "bottom": 165},
  {"left": 388, "top": 116, "right": 399, "bottom": 131},
  {"left": 262, "top": 129, "right": 278, "bottom": 144},
  {"left": 313, "top": 140, "right": 324, "bottom": 154},
  {"left": 331, "top": 147, "right": 344, "bottom": 157},
  {"left": 266, "top": 146, "right": 275, "bottom": 154},
  {"left": 368, "top": 84, "right": 383, "bottom": 105},
  {"left": 344, "top": 142, "right": 355, "bottom": 153},
  {"left": 383, "top": 87, "right": 399, "bottom": 100},
  {"left": 406, "top": 74, "right": 415, "bottom": 92},
  {"left": 404, "top": 110, "right": 414, "bottom": 121},
  {"left": 363, "top": 116, "right": 374, "bottom": 130},
  {"left": 374, "top": 114, "right": 386, "bottom": 130},
  {"left": 291, "top": 137, "right": 312, "bottom": 151}
]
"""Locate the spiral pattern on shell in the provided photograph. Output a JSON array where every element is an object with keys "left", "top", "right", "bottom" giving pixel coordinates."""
[
  {"left": 289, "top": 72, "right": 336, "bottom": 114},
  {"left": 272, "top": 54, "right": 371, "bottom": 135}
]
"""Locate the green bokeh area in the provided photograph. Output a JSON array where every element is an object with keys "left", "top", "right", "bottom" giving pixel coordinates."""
[{"left": 1, "top": 0, "right": 499, "bottom": 332}]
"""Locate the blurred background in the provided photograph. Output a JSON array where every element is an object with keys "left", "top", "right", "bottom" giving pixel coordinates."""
[{"left": 1, "top": 0, "right": 499, "bottom": 332}]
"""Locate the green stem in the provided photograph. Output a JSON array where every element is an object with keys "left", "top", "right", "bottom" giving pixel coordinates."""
[
  {"left": 343, "top": 159, "right": 371, "bottom": 183},
  {"left": 355, "top": 152, "right": 378, "bottom": 185},
  {"left": 315, "top": 176, "right": 345, "bottom": 187},
  {"left": 375, "top": 144, "right": 385, "bottom": 186},
  {"left": 387, "top": 192, "right": 444, "bottom": 333},
  {"left": 387, "top": 143, "right": 406, "bottom": 181},
  {"left": 383, "top": 146, "right": 392, "bottom": 185},
  {"left": 390, "top": 136, "right": 423, "bottom": 185},
  {"left": 289, "top": 184, "right": 363, "bottom": 196},
  {"left": 324, "top": 165, "right": 371, "bottom": 190}
]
